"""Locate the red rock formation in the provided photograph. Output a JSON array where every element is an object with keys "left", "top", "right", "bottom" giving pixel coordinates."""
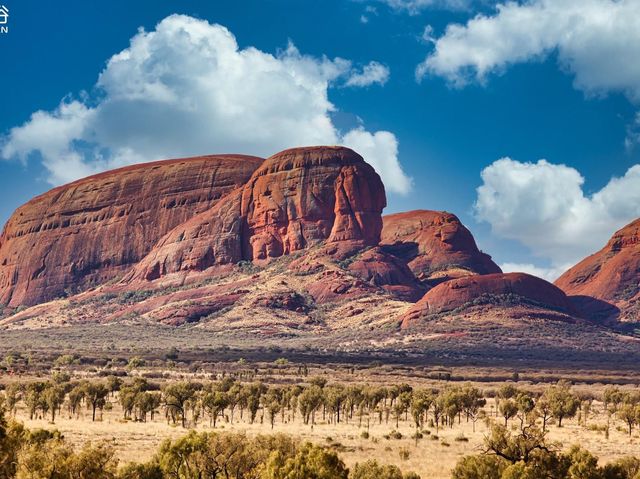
[
  {"left": 347, "top": 247, "right": 425, "bottom": 301},
  {"left": 381, "top": 210, "right": 501, "bottom": 284},
  {"left": 401, "top": 272, "right": 576, "bottom": 327},
  {"left": 0, "top": 155, "right": 263, "bottom": 307},
  {"left": 130, "top": 146, "right": 386, "bottom": 281},
  {"left": 555, "top": 219, "right": 640, "bottom": 320}
]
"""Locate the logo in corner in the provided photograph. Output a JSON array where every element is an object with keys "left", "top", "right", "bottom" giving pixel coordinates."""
[{"left": 0, "top": 5, "right": 8, "bottom": 33}]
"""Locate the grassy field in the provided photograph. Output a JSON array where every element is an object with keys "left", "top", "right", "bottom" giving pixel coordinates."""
[{"left": 4, "top": 365, "right": 640, "bottom": 478}]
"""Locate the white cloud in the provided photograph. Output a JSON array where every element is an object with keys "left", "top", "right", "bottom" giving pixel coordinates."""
[
  {"left": 626, "top": 112, "right": 640, "bottom": 151},
  {"left": 420, "top": 0, "right": 640, "bottom": 275},
  {"left": 475, "top": 157, "right": 640, "bottom": 267},
  {"left": 378, "top": 0, "right": 473, "bottom": 14},
  {"left": 345, "top": 61, "right": 390, "bottom": 87},
  {"left": 342, "top": 128, "right": 413, "bottom": 193},
  {"left": 500, "top": 262, "right": 571, "bottom": 282},
  {"left": 360, "top": 5, "right": 378, "bottom": 23},
  {"left": 418, "top": 0, "right": 640, "bottom": 100},
  {"left": 1, "top": 15, "right": 412, "bottom": 194},
  {"left": 421, "top": 25, "right": 436, "bottom": 43}
]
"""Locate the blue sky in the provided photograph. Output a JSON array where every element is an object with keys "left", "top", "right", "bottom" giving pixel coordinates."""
[{"left": 2, "top": 0, "right": 640, "bottom": 280}]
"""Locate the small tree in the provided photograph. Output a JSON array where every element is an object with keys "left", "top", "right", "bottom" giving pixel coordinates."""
[
  {"left": 118, "top": 462, "right": 164, "bottom": 479},
  {"left": 299, "top": 385, "right": 324, "bottom": 426},
  {"left": 106, "top": 376, "right": 123, "bottom": 397},
  {"left": 514, "top": 392, "right": 535, "bottom": 431},
  {"left": 350, "top": 459, "right": 419, "bottom": 479},
  {"left": 617, "top": 403, "right": 638, "bottom": 436},
  {"left": 162, "top": 382, "right": 199, "bottom": 428},
  {"left": 460, "top": 386, "right": 486, "bottom": 432},
  {"left": 24, "top": 382, "right": 46, "bottom": 420},
  {"left": 263, "top": 442, "right": 348, "bottom": 479},
  {"left": 603, "top": 386, "right": 624, "bottom": 412},
  {"left": 202, "top": 390, "right": 229, "bottom": 428},
  {"left": 535, "top": 395, "right": 553, "bottom": 433},
  {"left": 432, "top": 393, "right": 445, "bottom": 433},
  {"left": 67, "top": 383, "right": 85, "bottom": 418},
  {"left": 127, "top": 356, "right": 145, "bottom": 371},
  {"left": 498, "top": 399, "right": 518, "bottom": 426},
  {"left": 136, "top": 391, "right": 161, "bottom": 422},
  {"left": 83, "top": 381, "right": 109, "bottom": 421},
  {"left": 325, "top": 385, "right": 346, "bottom": 424},
  {"left": 262, "top": 388, "right": 284, "bottom": 429},
  {"left": 43, "top": 383, "right": 66, "bottom": 423},
  {"left": 544, "top": 381, "right": 580, "bottom": 428},
  {"left": 4, "top": 383, "right": 22, "bottom": 416}
]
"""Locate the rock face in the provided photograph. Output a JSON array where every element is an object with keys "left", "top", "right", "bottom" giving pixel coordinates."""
[
  {"left": 347, "top": 247, "right": 425, "bottom": 301},
  {"left": 0, "top": 155, "right": 263, "bottom": 307},
  {"left": 555, "top": 219, "right": 640, "bottom": 320},
  {"left": 401, "top": 272, "right": 576, "bottom": 327},
  {"left": 381, "top": 210, "right": 501, "bottom": 285},
  {"left": 130, "top": 146, "right": 386, "bottom": 281}
]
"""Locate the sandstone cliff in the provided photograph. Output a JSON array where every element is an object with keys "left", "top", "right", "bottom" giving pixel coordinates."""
[
  {"left": 129, "top": 146, "right": 386, "bottom": 281},
  {"left": 555, "top": 218, "right": 640, "bottom": 321},
  {"left": 0, "top": 155, "right": 263, "bottom": 307},
  {"left": 381, "top": 210, "right": 501, "bottom": 285}
]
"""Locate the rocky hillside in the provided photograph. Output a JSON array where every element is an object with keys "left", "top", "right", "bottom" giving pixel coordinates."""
[
  {"left": 1, "top": 145, "right": 638, "bottom": 360},
  {"left": 556, "top": 219, "right": 640, "bottom": 322},
  {"left": 126, "top": 146, "right": 386, "bottom": 282},
  {"left": 401, "top": 272, "right": 578, "bottom": 328},
  {"left": 0, "top": 155, "right": 263, "bottom": 307},
  {"left": 381, "top": 210, "right": 501, "bottom": 286}
]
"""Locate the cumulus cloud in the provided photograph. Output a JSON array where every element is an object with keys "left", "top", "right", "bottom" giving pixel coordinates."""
[
  {"left": 342, "top": 128, "right": 412, "bottom": 192},
  {"left": 475, "top": 158, "right": 640, "bottom": 268},
  {"left": 1, "top": 14, "right": 412, "bottom": 194},
  {"left": 345, "top": 61, "right": 390, "bottom": 87},
  {"left": 419, "top": 0, "right": 640, "bottom": 276},
  {"left": 418, "top": 0, "right": 640, "bottom": 99}
]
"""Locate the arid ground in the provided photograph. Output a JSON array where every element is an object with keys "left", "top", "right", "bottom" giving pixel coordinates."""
[{"left": 4, "top": 355, "right": 640, "bottom": 478}]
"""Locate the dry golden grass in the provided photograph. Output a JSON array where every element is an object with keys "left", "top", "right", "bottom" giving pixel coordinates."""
[{"left": 11, "top": 387, "right": 640, "bottom": 479}]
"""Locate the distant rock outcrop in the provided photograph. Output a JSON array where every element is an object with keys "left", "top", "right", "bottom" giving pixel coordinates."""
[
  {"left": 401, "top": 272, "right": 576, "bottom": 327},
  {"left": 130, "top": 146, "right": 386, "bottom": 281},
  {"left": 555, "top": 219, "right": 640, "bottom": 320},
  {"left": 381, "top": 210, "right": 501, "bottom": 285},
  {"left": 0, "top": 155, "right": 263, "bottom": 307}
]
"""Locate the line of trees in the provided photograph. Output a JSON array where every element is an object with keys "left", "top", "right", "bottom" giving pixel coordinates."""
[
  {"left": 4, "top": 377, "right": 640, "bottom": 479},
  {"left": 1, "top": 376, "right": 489, "bottom": 433},
  {"left": 4, "top": 376, "right": 640, "bottom": 437}
]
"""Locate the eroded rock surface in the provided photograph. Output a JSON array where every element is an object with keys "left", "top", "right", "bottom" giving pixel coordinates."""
[
  {"left": 0, "top": 155, "right": 263, "bottom": 306},
  {"left": 556, "top": 219, "right": 640, "bottom": 320},
  {"left": 130, "top": 146, "right": 386, "bottom": 281},
  {"left": 381, "top": 210, "right": 501, "bottom": 285}
]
